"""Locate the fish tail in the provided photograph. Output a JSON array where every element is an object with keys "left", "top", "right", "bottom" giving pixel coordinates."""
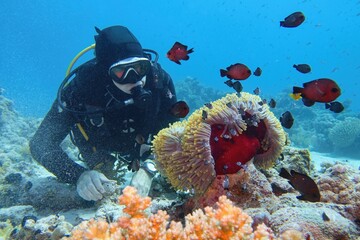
[
  {"left": 293, "top": 64, "right": 297, "bottom": 68},
  {"left": 280, "top": 21, "right": 284, "bottom": 27},
  {"left": 279, "top": 168, "right": 292, "bottom": 180},
  {"left": 292, "top": 86, "right": 303, "bottom": 94},
  {"left": 325, "top": 103, "right": 330, "bottom": 109},
  {"left": 289, "top": 93, "right": 301, "bottom": 100},
  {"left": 220, "top": 69, "right": 227, "bottom": 77},
  {"left": 187, "top": 48, "right": 194, "bottom": 54}
]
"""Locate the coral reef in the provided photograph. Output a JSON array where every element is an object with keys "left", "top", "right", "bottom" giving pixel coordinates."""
[
  {"left": 10, "top": 214, "right": 73, "bottom": 240},
  {"left": 273, "top": 147, "right": 314, "bottom": 177},
  {"left": 317, "top": 163, "right": 360, "bottom": 223},
  {"left": 152, "top": 92, "right": 286, "bottom": 194},
  {"left": 175, "top": 77, "right": 226, "bottom": 114},
  {"left": 270, "top": 206, "right": 358, "bottom": 240},
  {"left": 65, "top": 186, "right": 304, "bottom": 240},
  {"left": 328, "top": 117, "right": 360, "bottom": 156},
  {"left": 0, "top": 86, "right": 359, "bottom": 240}
]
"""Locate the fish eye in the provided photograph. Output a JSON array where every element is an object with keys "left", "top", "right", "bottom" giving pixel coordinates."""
[{"left": 331, "top": 88, "right": 339, "bottom": 93}]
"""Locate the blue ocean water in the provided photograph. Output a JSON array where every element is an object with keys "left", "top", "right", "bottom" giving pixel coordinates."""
[{"left": 0, "top": 0, "right": 359, "bottom": 117}]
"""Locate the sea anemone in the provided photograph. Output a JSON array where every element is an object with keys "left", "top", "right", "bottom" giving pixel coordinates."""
[{"left": 152, "top": 92, "right": 286, "bottom": 194}]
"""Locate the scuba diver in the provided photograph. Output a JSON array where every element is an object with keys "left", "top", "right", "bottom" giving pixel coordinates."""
[{"left": 29, "top": 25, "right": 179, "bottom": 201}]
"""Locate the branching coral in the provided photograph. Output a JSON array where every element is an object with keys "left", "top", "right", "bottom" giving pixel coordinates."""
[{"left": 65, "top": 186, "right": 303, "bottom": 240}]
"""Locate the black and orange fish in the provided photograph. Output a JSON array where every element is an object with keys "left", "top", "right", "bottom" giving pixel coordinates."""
[
  {"left": 279, "top": 168, "right": 321, "bottom": 202},
  {"left": 167, "top": 42, "right": 194, "bottom": 64},
  {"left": 280, "top": 12, "right": 305, "bottom": 28},
  {"left": 170, "top": 100, "right": 189, "bottom": 118},
  {"left": 220, "top": 63, "right": 251, "bottom": 80},
  {"left": 290, "top": 78, "right": 341, "bottom": 107}
]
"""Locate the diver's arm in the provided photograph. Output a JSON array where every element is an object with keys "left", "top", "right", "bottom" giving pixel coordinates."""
[{"left": 29, "top": 100, "right": 86, "bottom": 184}]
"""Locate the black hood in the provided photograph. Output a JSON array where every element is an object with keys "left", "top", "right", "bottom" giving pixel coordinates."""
[{"left": 94, "top": 26, "right": 144, "bottom": 68}]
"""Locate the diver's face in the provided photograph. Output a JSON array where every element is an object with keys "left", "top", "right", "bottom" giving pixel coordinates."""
[{"left": 113, "top": 76, "right": 146, "bottom": 94}]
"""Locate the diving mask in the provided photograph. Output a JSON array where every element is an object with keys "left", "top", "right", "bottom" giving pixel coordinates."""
[{"left": 109, "top": 57, "right": 151, "bottom": 84}]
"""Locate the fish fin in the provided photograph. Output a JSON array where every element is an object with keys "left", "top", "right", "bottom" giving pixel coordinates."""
[
  {"left": 279, "top": 168, "right": 292, "bottom": 180},
  {"left": 325, "top": 103, "right": 330, "bottom": 109},
  {"left": 95, "top": 26, "right": 102, "bottom": 34},
  {"left": 220, "top": 69, "right": 227, "bottom": 77},
  {"left": 175, "top": 60, "right": 181, "bottom": 65},
  {"left": 184, "top": 55, "right": 190, "bottom": 60},
  {"left": 289, "top": 93, "right": 301, "bottom": 100},
  {"left": 292, "top": 86, "right": 303, "bottom": 94},
  {"left": 187, "top": 48, "right": 194, "bottom": 54},
  {"left": 302, "top": 98, "right": 315, "bottom": 107},
  {"left": 280, "top": 21, "right": 284, "bottom": 27},
  {"left": 174, "top": 41, "right": 184, "bottom": 47},
  {"left": 288, "top": 181, "right": 296, "bottom": 189},
  {"left": 296, "top": 195, "right": 306, "bottom": 201},
  {"left": 293, "top": 64, "right": 297, "bottom": 68},
  {"left": 302, "top": 81, "right": 314, "bottom": 88}
]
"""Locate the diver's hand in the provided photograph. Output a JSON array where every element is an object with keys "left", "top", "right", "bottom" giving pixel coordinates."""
[{"left": 76, "top": 170, "right": 113, "bottom": 201}]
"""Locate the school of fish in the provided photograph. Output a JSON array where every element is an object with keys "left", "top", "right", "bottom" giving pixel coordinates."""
[{"left": 165, "top": 10, "right": 346, "bottom": 202}]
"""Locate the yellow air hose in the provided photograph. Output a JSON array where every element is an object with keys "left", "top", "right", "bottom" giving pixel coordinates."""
[
  {"left": 65, "top": 43, "right": 97, "bottom": 153},
  {"left": 65, "top": 43, "right": 95, "bottom": 76}
]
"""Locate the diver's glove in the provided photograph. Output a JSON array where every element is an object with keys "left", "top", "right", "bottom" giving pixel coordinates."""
[{"left": 76, "top": 170, "right": 116, "bottom": 201}]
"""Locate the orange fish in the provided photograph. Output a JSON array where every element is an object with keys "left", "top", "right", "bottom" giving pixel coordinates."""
[
  {"left": 220, "top": 63, "right": 251, "bottom": 80},
  {"left": 170, "top": 100, "right": 189, "bottom": 118},
  {"left": 290, "top": 78, "right": 341, "bottom": 106},
  {"left": 166, "top": 42, "right": 194, "bottom": 64}
]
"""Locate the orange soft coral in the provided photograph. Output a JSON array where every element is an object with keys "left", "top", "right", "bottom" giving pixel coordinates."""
[{"left": 65, "top": 186, "right": 304, "bottom": 240}]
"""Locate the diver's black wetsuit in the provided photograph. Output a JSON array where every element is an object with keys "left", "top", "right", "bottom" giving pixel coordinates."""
[{"left": 29, "top": 59, "right": 178, "bottom": 184}]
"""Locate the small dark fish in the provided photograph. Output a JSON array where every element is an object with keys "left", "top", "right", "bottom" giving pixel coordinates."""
[
  {"left": 253, "top": 67, "right": 262, "bottom": 76},
  {"left": 279, "top": 168, "right": 321, "bottom": 202},
  {"left": 293, "top": 64, "right": 311, "bottom": 74},
  {"left": 280, "top": 11, "right": 305, "bottom": 28},
  {"left": 170, "top": 101, "right": 189, "bottom": 118},
  {"left": 268, "top": 98, "right": 276, "bottom": 108},
  {"left": 166, "top": 42, "right": 194, "bottom": 64},
  {"left": 202, "top": 110, "right": 208, "bottom": 120},
  {"left": 232, "top": 81, "right": 243, "bottom": 93},
  {"left": 226, "top": 102, "right": 233, "bottom": 108},
  {"left": 220, "top": 63, "right": 251, "bottom": 80},
  {"left": 253, "top": 87, "right": 260, "bottom": 95},
  {"left": 325, "top": 101, "right": 344, "bottom": 113},
  {"left": 204, "top": 103, "right": 213, "bottom": 109},
  {"left": 280, "top": 111, "right": 294, "bottom": 129},
  {"left": 322, "top": 212, "right": 330, "bottom": 221},
  {"left": 224, "top": 79, "right": 234, "bottom": 87}
]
